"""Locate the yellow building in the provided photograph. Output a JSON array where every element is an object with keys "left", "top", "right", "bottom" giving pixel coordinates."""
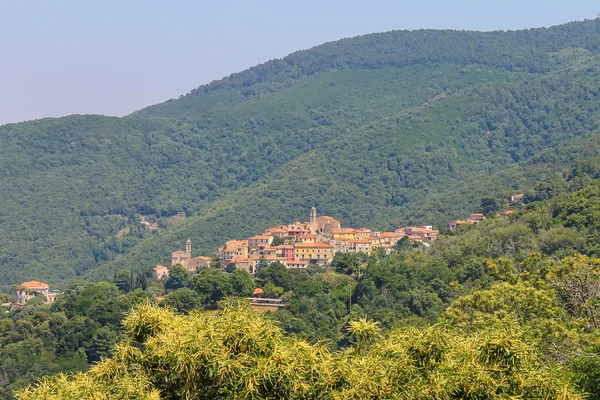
[
  {"left": 293, "top": 242, "right": 334, "bottom": 265},
  {"left": 333, "top": 228, "right": 357, "bottom": 241}
]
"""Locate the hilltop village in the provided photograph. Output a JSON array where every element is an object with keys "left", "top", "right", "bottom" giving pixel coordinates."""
[
  {"left": 157, "top": 208, "right": 439, "bottom": 276},
  {"left": 4, "top": 203, "right": 524, "bottom": 308}
]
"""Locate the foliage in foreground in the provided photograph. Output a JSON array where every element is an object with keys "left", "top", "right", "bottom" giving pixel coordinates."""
[{"left": 17, "top": 301, "right": 581, "bottom": 400}]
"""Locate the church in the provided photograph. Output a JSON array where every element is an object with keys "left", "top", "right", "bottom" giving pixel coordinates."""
[
  {"left": 308, "top": 207, "right": 341, "bottom": 235},
  {"left": 171, "top": 239, "right": 212, "bottom": 273}
]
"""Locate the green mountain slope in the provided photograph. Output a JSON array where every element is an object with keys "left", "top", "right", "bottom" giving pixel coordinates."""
[
  {"left": 133, "top": 19, "right": 600, "bottom": 119},
  {"left": 91, "top": 48, "right": 600, "bottom": 280},
  {"left": 2, "top": 20, "right": 600, "bottom": 287}
]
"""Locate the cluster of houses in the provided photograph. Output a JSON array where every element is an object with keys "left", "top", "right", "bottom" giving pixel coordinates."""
[
  {"left": 7, "top": 197, "right": 528, "bottom": 306},
  {"left": 447, "top": 194, "right": 524, "bottom": 231},
  {"left": 156, "top": 207, "right": 439, "bottom": 276},
  {"left": 447, "top": 213, "right": 485, "bottom": 231}
]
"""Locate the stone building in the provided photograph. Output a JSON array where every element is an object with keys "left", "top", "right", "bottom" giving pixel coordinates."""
[
  {"left": 308, "top": 207, "right": 341, "bottom": 235},
  {"left": 171, "top": 239, "right": 212, "bottom": 273}
]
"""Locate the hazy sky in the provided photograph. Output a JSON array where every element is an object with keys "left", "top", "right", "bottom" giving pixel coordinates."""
[{"left": 0, "top": 0, "right": 598, "bottom": 125}]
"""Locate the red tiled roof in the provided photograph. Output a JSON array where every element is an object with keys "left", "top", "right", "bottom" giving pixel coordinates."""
[
  {"left": 20, "top": 280, "right": 49, "bottom": 289},
  {"left": 294, "top": 242, "right": 333, "bottom": 248},
  {"left": 334, "top": 228, "right": 357, "bottom": 234},
  {"left": 380, "top": 232, "right": 403, "bottom": 238}
]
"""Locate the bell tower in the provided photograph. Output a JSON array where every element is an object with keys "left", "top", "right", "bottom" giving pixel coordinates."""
[
  {"left": 186, "top": 239, "right": 192, "bottom": 258},
  {"left": 309, "top": 207, "right": 317, "bottom": 233}
]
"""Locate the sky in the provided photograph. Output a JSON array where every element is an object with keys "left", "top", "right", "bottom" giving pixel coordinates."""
[{"left": 0, "top": 0, "right": 598, "bottom": 125}]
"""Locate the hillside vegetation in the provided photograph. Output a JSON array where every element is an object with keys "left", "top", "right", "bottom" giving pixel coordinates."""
[
  {"left": 5, "top": 172, "right": 600, "bottom": 398},
  {"left": 2, "top": 20, "right": 600, "bottom": 286}
]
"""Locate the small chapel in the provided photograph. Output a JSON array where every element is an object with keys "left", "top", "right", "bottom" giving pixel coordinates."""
[{"left": 171, "top": 239, "right": 212, "bottom": 273}]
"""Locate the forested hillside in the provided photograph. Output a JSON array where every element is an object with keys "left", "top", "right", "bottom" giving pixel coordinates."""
[
  {"left": 2, "top": 20, "right": 600, "bottom": 287},
  {"left": 7, "top": 174, "right": 600, "bottom": 398}
]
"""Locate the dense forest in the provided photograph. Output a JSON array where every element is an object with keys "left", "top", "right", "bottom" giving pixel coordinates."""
[
  {"left": 3, "top": 20, "right": 600, "bottom": 287},
  {"left": 4, "top": 170, "right": 600, "bottom": 398},
  {"left": 2, "top": 172, "right": 600, "bottom": 398},
  {"left": 4, "top": 18, "right": 600, "bottom": 398}
]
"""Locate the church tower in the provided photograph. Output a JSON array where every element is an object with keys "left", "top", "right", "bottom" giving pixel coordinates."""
[
  {"left": 309, "top": 207, "right": 317, "bottom": 233},
  {"left": 186, "top": 239, "right": 192, "bottom": 258}
]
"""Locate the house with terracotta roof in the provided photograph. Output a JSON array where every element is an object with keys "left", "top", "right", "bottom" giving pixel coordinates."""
[
  {"left": 331, "top": 238, "right": 349, "bottom": 254},
  {"left": 250, "top": 243, "right": 278, "bottom": 258},
  {"left": 380, "top": 232, "right": 405, "bottom": 246},
  {"left": 355, "top": 228, "right": 373, "bottom": 240},
  {"left": 16, "top": 281, "right": 57, "bottom": 304},
  {"left": 333, "top": 228, "right": 357, "bottom": 241},
  {"left": 294, "top": 242, "right": 334, "bottom": 265},
  {"left": 448, "top": 218, "right": 479, "bottom": 231},
  {"left": 296, "top": 234, "right": 318, "bottom": 243},
  {"left": 403, "top": 226, "right": 440, "bottom": 241},
  {"left": 248, "top": 235, "right": 274, "bottom": 249},
  {"left": 511, "top": 194, "right": 524, "bottom": 203},
  {"left": 286, "top": 228, "right": 310, "bottom": 238},
  {"left": 470, "top": 213, "right": 485, "bottom": 221},
  {"left": 349, "top": 239, "right": 373, "bottom": 255},
  {"left": 266, "top": 228, "right": 289, "bottom": 238},
  {"left": 272, "top": 245, "right": 295, "bottom": 261},
  {"left": 233, "top": 258, "right": 252, "bottom": 274},
  {"left": 218, "top": 240, "right": 248, "bottom": 265},
  {"left": 153, "top": 264, "right": 170, "bottom": 279},
  {"left": 262, "top": 256, "right": 288, "bottom": 266}
]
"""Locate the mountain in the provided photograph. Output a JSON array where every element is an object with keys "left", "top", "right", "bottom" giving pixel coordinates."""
[{"left": 2, "top": 19, "right": 600, "bottom": 287}]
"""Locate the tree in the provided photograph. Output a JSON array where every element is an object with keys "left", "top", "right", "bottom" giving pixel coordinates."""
[
  {"left": 191, "top": 269, "right": 234, "bottom": 307},
  {"left": 393, "top": 236, "right": 411, "bottom": 252},
  {"left": 331, "top": 253, "right": 365, "bottom": 276},
  {"left": 113, "top": 269, "right": 134, "bottom": 292},
  {"left": 164, "top": 265, "right": 190, "bottom": 292},
  {"left": 17, "top": 303, "right": 583, "bottom": 399},
  {"left": 480, "top": 197, "right": 500, "bottom": 215},
  {"left": 256, "top": 262, "right": 292, "bottom": 291},
  {"left": 224, "top": 263, "right": 237, "bottom": 273},
  {"left": 549, "top": 255, "right": 600, "bottom": 328},
  {"left": 162, "top": 288, "right": 203, "bottom": 314},
  {"left": 262, "top": 282, "right": 284, "bottom": 298},
  {"left": 88, "top": 326, "right": 118, "bottom": 363},
  {"left": 229, "top": 270, "right": 255, "bottom": 297},
  {"left": 271, "top": 236, "right": 285, "bottom": 246}
]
